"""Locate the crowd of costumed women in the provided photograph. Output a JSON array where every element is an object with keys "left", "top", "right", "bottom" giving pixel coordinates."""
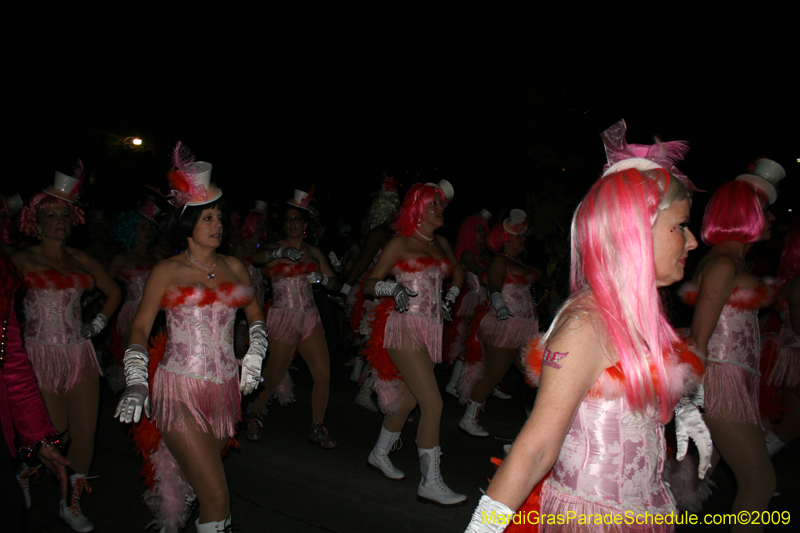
[{"left": 1, "top": 124, "right": 794, "bottom": 533}]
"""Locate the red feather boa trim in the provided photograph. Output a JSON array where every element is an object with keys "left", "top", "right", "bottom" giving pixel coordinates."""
[
  {"left": 160, "top": 283, "right": 252, "bottom": 309},
  {"left": 678, "top": 279, "right": 780, "bottom": 310},
  {"left": 264, "top": 261, "right": 318, "bottom": 278},
  {"left": 24, "top": 269, "right": 94, "bottom": 290},
  {"left": 464, "top": 304, "right": 490, "bottom": 365},
  {"left": 363, "top": 298, "right": 402, "bottom": 381},
  {"left": 393, "top": 256, "right": 454, "bottom": 275},
  {"left": 349, "top": 278, "right": 368, "bottom": 335},
  {"left": 442, "top": 312, "right": 465, "bottom": 364}
]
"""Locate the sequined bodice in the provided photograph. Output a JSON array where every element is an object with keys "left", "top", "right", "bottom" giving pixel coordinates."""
[
  {"left": 23, "top": 271, "right": 94, "bottom": 347},
  {"left": 391, "top": 258, "right": 453, "bottom": 322},
  {"left": 708, "top": 305, "right": 760, "bottom": 373},
  {"left": 490, "top": 273, "right": 536, "bottom": 319},
  {"left": 267, "top": 263, "right": 317, "bottom": 313}
]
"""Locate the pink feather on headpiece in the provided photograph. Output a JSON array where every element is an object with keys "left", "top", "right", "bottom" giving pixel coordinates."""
[
  {"left": 601, "top": 119, "right": 703, "bottom": 192},
  {"left": 147, "top": 142, "right": 208, "bottom": 208},
  {"left": 70, "top": 159, "right": 85, "bottom": 195}
]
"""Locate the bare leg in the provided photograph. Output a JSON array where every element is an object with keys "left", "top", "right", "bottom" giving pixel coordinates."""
[
  {"left": 705, "top": 416, "right": 775, "bottom": 533},
  {"left": 387, "top": 349, "right": 441, "bottom": 449},
  {"left": 62, "top": 371, "right": 99, "bottom": 474},
  {"left": 469, "top": 345, "right": 519, "bottom": 404},
  {"left": 381, "top": 380, "right": 418, "bottom": 434},
  {"left": 772, "top": 387, "right": 800, "bottom": 444},
  {"left": 250, "top": 337, "right": 298, "bottom": 415},
  {"left": 297, "top": 334, "right": 331, "bottom": 425}
]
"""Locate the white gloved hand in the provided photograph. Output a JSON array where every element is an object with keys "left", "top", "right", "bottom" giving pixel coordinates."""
[
  {"left": 328, "top": 251, "right": 343, "bottom": 273},
  {"left": 329, "top": 283, "right": 351, "bottom": 309},
  {"left": 374, "top": 280, "right": 418, "bottom": 312},
  {"left": 115, "top": 344, "right": 151, "bottom": 423},
  {"left": 80, "top": 313, "right": 108, "bottom": 339},
  {"left": 675, "top": 399, "right": 713, "bottom": 479},
  {"left": 266, "top": 246, "right": 304, "bottom": 262},
  {"left": 490, "top": 292, "right": 515, "bottom": 321},
  {"left": 465, "top": 494, "right": 515, "bottom": 533},
  {"left": 442, "top": 286, "right": 460, "bottom": 321},
  {"left": 240, "top": 321, "right": 267, "bottom": 395},
  {"left": 307, "top": 271, "right": 335, "bottom": 290}
]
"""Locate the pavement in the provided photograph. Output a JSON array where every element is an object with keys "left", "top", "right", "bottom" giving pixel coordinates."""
[{"left": 20, "top": 357, "right": 800, "bottom": 532}]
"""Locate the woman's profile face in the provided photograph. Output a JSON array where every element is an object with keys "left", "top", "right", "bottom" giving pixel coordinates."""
[
  {"left": 652, "top": 199, "right": 698, "bottom": 287},
  {"left": 422, "top": 196, "right": 446, "bottom": 228},
  {"left": 760, "top": 200, "right": 775, "bottom": 242},
  {"left": 191, "top": 207, "right": 224, "bottom": 248}
]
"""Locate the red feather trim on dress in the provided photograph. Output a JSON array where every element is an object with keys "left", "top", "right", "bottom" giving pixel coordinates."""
[
  {"left": 393, "top": 256, "right": 454, "bottom": 276},
  {"left": 23, "top": 270, "right": 94, "bottom": 291},
  {"left": 160, "top": 283, "right": 252, "bottom": 309},
  {"left": 263, "top": 261, "right": 318, "bottom": 278},
  {"left": 363, "top": 299, "right": 401, "bottom": 381},
  {"left": 678, "top": 278, "right": 780, "bottom": 310},
  {"left": 117, "top": 264, "right": 153, "bottom": 280},
  {"left": 349, "top": 278, "right": 368, "bottom": 336}
]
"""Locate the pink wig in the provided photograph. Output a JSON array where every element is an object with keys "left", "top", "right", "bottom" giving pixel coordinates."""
[
  {"left": 553, "top": 168, "right": 687, "bottom": 422},
  {"left": 455, "top": 215, "right": 490, "bottom": 260},
  {"left": 701, "top": 181, "right": 768, "bottom": 246},
  {"left": 18, "top": 193, "right": 86, "bottom": 238},
  {"left": 391, "top": 183, "right": 446, "bottom": 237},
  {"left": 240, "top": 210, "right": 269, "bottom": 241},
  {"left": 777, "top": 220, "right": 800, "bottom": 282},
  {"left": 486, "top": 221, "right": 514, "bottom": 253}
]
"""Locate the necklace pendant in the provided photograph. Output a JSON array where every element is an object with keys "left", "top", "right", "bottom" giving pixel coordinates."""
[{"left": 207, "top": 272, "right": 215, "bottom": 280}]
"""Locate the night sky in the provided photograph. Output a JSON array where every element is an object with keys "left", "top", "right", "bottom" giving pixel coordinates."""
[{"left": 6, "top": 9, "right": 798, "bottom": 237}]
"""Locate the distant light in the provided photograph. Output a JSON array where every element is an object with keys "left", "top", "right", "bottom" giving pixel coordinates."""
[
  {"left": 562, "top": 168, "right": 566, "bottom": 171},
  {"left": 790, "top": 209, "right": 794, "bottom": 212},
  {"left": 132, "top": 138, "right": 143, "bottom": 146}
]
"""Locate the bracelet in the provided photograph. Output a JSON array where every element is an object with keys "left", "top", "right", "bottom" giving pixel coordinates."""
[
  {"left": 18, "top": 430, "right": 67, "bottom": 460},
  {"left": 673, "top": 396, "right": 694, "bottom": 415}
]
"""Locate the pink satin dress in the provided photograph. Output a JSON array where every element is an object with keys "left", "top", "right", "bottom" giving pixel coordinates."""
[
  {"left": 116, "top": 265, "right": 151, "bottom": 336},
  {"left": 766, "top": 297, "right": 800, "bottom": 387},
  {"left": 264, "top": 262, "right": 324, "bottom": 346},
  {"left": 479, "top": 271, "right": 539, "bottom": 349},
  {"left": 22, "top": 270, "right": 102, "bottom": 393}
]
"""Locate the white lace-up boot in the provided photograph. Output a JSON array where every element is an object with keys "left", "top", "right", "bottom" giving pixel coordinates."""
[
  {"left": 195, "top": 514, "right": 231, "bottom": 532},
  {"left": 58, "top": 473, "right": 94, "bottom": 532},
  {"left": 355, "top": 375, "right": 379, "bottom": 412},
  {"left": 367, "top": 426, "right": 405, "bottom": 480},
  {"left": 416, "top": 446, "right": 467, "bottom": 506},
  {"left": 445, "top": 359, "right": 463, "bottom": 398},
  {"left": 458, "top": 400, "right": 489, "bottom": 437}
]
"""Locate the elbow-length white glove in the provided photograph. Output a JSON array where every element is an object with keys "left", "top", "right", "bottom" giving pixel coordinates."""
[
  {"left": 264, "top": 246, "right": 304, "bottom": 263},
  {"left": 240, "top": 321, "right": 268, "bottom": 395},
  {"left": 674, "top": 385, "right": 712, "bottom": 479},
  {"left": 374, "top": 280, "right": 418, "bottom": 312},
  {"left": 115, "top": 344, "right": 151, "bottom": 423},
  {"left": 80, "top": 313, "right": 108, "bottom": 339},
  {"left": 442, "top": 286, "right": 460, "bottom": 321},
  {"left": 490, "top": 292, "right": 514, "bottom": 321}
]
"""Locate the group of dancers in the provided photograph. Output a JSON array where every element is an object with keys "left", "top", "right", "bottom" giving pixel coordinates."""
[{"left": 1, "top": 120, "right": 796, "bottom": 533}]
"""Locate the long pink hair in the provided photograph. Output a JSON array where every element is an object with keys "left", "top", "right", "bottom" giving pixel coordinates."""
[
  {"left": 549, "top": 168, "right": 689, "bottom": 422},
  {"left": 777, "top": 220, "right": 800, "bottom": 283},
  {"left": 455, "top": 215, "right": 489, "bottom": 260},
  {"left": 392, "top": 183, "right": 446, "bottom": 237},
  {"left": 18, "top": 193, "right": 86, "bottom": 238},
  {"left": 486, "top": 221, "right": 514, "bottom": 253},
  {"left": 240, "top": 210, "right": 268, "bottom": 241},
  {"left": 701, "top": 181, "right": 768, "bottom": 246}
]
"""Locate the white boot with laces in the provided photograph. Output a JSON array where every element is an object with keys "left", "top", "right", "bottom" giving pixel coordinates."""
[
  {"left": 458, "top": 400, "right": 489, "bottom": 437},
  {"left": 368, "top": 426, "right": 405, "bottom": 480},
  {"left": 59, "top": 473, "right": 94, "bottom": 532},
  {"left": 416, "top": 446, "right": 466, "bottom": 506}
]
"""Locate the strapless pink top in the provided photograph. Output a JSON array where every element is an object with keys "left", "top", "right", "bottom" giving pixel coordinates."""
[
  {"left": 23, "top": 270, "right": 95, "bottom": 347},
  {"left": 117, "top": 265, "right": 151, "bottom": 333},
  {"left": 390, "top": 257, "right": 454, "bottom": 323},
  {"left": 489, "top": 272, "right": 537, "bottom": 320},
  {"left": 265, "top": 262, "right": 318, "bottom": 314}
]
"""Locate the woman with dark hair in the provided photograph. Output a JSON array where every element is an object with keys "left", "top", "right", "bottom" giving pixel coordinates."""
[
  {"left": 12, "top": 164, "right": 122, "bottom": 532},
  {"left": 684, "top": 159, "right": 785, "bottom": 530},
  {"left": 233, "top": 201, "right": 269, "bottom": 307},
  {"left": 115, "top": 145, "right": 266, "bottom": 532},
  {"left": 363, "top": 180, "right": 467, "bottom": 506},
  {"left": 457, "top": 210, "right": 539, "bottom": 437},
  {"left": 246, "top": 189, "right": 340, "bottom": 447}
]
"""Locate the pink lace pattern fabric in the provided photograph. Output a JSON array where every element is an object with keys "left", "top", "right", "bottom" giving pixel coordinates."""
[
  {"left": 116, "top": 265, "right": 151, "bottom": 336},
  {"left": 22, "top": 271, "right": 101, "bottom": 393},
  {"left": 265, "top": 262, "right": 324, "bottom": 346},
  {"left": 478, "top": 272, "right": 539, "bottom": 349}
]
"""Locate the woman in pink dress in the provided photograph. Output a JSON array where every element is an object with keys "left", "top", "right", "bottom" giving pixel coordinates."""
[
  {"left": 13, "top": 165, "right": 122, "bottom": 532},
  {"left": 363, "top": 180, "right": 467, "bottom": 506},
  {"left": 232, "top": 200, "right": 269, "bottom": 308}
]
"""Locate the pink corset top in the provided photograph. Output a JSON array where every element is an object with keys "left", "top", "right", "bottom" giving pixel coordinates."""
[
  {"left": 490, "top": 272, "right": 537, "bottom": 320},
  {"left": 464, "top": 271, "right": 482, "bottom": 295},
  {"left": 160, "top": 283, "right": 252, "bottom": 383},
  {"left": 265, "top": 262, "right": 318, "bottom": 313},
  {"left": 391, "top": 257, "right": 454, "bottom": 322},
  {"left": 119, "top": 265, "right": 151, "bottom": 308},
  {"left": 23, "top": 270, "right": 94, "bottom": 347}
]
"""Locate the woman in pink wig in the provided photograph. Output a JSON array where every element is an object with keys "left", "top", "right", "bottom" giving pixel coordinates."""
[
  {"left": 457, "top": 210, "right": 539, "bottom": 437},
  {"left": 115, "top": 144, "right": 267, "bottom": 532},
  {"left": 684, "top": 160, "right": 784, "bottom": 531},
  {"left": 13, "top": 163, "right": 121, "bottom": 532},
  {"left": 465, "top": 137, "right": 711, "bottom": 531},
  {"left": 363, "top": 180, "right": 467, "bottom": 506}
]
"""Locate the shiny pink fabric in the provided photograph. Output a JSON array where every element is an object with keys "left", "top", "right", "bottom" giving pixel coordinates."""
[
  {"left": 767, "top": 304, "right": 800, "bottom": 387},
  {"left": 479, "top": 272, "right": 539, "bottom": 349},
  {"left": 707, "top": 305, "right": 760, "bottom": 372},
  {"left": 117, "top": 266, "right": 151, "bottom": 335},
  {"left": 266, "top": 263, "right": 323, "bottom": 345}
]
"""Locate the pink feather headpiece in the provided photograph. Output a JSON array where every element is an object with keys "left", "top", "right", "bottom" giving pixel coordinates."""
[
  {"left": 147, "top": 142, "right": 220, "bottom": 209},
  {"left": 42, "top": 159, "right": 86, "bottom": 205},
  {"left": 601, "top": 119, "right": 703, "bottom": 192}
]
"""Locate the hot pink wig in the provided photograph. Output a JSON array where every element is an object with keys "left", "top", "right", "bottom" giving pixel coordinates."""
[
  {"left": 455, "top": 215, "right": 490, "bottom": 260},
  {"left": 392, "top": 183, "right": 446, "bottom": 237},
  {"left": 240, "top": 210, "right": 269, "bottom": 241},
  {"left": 551, "top": 168, "right": 688, "bottom": 422},
  {"left": 18, "top": 192, "right": 86, "bottom": 238},
  {"left": 777, "top": 220, "right": 800, "bottom": 282},
  {"left": 486, "top": 220, "right": 514, "bottom": 253},
  {"left": 701, "top": 181, "right": 768, "bottom": 246}
]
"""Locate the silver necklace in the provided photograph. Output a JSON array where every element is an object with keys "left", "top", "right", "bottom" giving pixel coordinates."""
[
  {"left": 186, "top": 250, "right": 217, "bottom": 280},
  {"left": 500, "top": 252, "right": 526, "bottom": 268},
  {"left": 414, "top": 229, "right": 434, "bottom": 246}
]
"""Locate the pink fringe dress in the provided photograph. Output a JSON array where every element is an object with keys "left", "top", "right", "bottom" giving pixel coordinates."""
[
  {"left": 679, "top": 280, "right": 779, "bottom": 425},
  {"left": 767, "top": 297, "right": 800, "bottom": 387},
  {"left": 522, "top": 336, "right": 705, "bottom": 532},
  {"left": 443, "top": 269, "right": 488, "bottom": 364},
  {"left": 22, "top": 270, "right": 102, "bottom": 393},
  {"left": 243, "top": 256, "right": 266, "bottom": 308},
  {"left": 458, "top": 271, "right": 539, "bottom": 403},
  {"left": 116, "top": 265, "right": 152, "bottom": 336},
  {"left": 152, "top": 283, "right": 252, "bottom": 439},
  {"left": 264, "top": 262, "right": 324, "bottom": 346},
  {"left": 364, "top": 257, "right": 453, "bottom": 416}
]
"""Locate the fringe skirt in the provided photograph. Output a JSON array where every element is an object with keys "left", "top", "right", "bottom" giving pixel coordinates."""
[
  {"left": 767, "top": 345, "right": 800, "bottom": 388},
  {"left": 25, "top": 338, "right": 102, "bottom": 394},
  {"left": 704, "top": 361, "right": 761, "bottom": 426},
  {"left": 266, "top": 306, "right": 324, "bottom": 346},
  {"left": 384, "top": 311, "right": 443, "bottom": 363},
  {"left": 478, "top": 313, "right": 539, "bottom": 350},
  {"left": 151, "top": 367, "right": 241, "bottom": 440}
]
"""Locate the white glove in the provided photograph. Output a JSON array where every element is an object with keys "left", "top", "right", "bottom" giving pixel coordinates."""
[
  {"left": 442, "top": 286, "right": 460, "bottom": 321},
  {"left": 490, "top": 292, "right": 514, "bottom": 321},
  {"left": 115, "top": 344, "right": 151, "bottom": 423},
  {"left": 465, "top": 494, "right": 515, "bottom": 533},
  {"left": 375, "top": 280, "right": 418, "bottom": 312},
  {"left": 266, "top": 246, "right": 304, "bottom": 262},
  {"left": 674, "top": 398, "right": 713, "bottom": 479},
  {"left": 329, "top": 283, "right": 351, "bottom": 309},
  {"left": 80, "top": 313, "right": 108, "bottom": 339},
  {"left": 240, "top": 321, "right": 267, "bottom": 395},
  {"left": 307, "top": 271, "right": 335, "bottom": 290},
  {"left": 328, "top": 251, "right": 343, "bottom": 273}
]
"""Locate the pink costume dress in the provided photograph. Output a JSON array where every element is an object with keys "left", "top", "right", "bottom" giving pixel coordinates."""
[
  {"left": 522, "top": 335, "right": 705, "bottom": 532},
  {"left": 348, "top": 248, "right": 383, "bottom": 340},
  {"left": 22, "top": 270, "right": 102, "bottom": 393},
  {"left": 242, "top": 256, "right": 266, "bottom": 308},
  {"left": 116, "top": 265, "right": 152, "bottom": 337},
  {"left": 443, "top": 267, "right": 488, "bottom": 364},
  {"left": 679, "top": 280, "right": 779, "bottom": 425},
  {"left": 364, "top": 257, "right": 454, "bottom": 416},
  {"left": 458, "top": 271, "right": 539, "bottom": 403},
  {"left": 766, "top": 296, "right": 800, "bottom": 387},
  {"left": 264, "top": 262, "right": 324, "bottom": 346}
]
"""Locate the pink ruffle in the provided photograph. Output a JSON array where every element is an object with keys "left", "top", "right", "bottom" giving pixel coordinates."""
[
  {"left": 25, "top": 339, "right": 102, "bottom": 393},
  {"left": 274, "top": 370, "right": 296, "bottom": 406},
  {"left": 151, "top": 369, "right": 241, "bottom": 439},
  {"left": 116, "top": 301, "right": 137, "bottom": 336},
  {"left": 662, "top": 454, "right": 715, "bottom": 513},
  {"left": 371, "top": 371, "right": 404, "bottom": 417},
  {"left": 266, "top": 306, "right": 324, "bottom": 346},
  {"left": 457, "top": 360, "right": 484, "bottom": 405},
  {"left": 143, "top": 440, "right": 194, "bottom": 532},
  {"left": 478, "top": 313, "right": 538, "bottom": 350},
  {"left": 767, "top": 345, "right": 800, "bottom": 388},
  {"left": 384, "top": 312, "right": 443, "bottom": 363},
  {"left": 704, "top": 361, "right": 761, "bottom": 427}
]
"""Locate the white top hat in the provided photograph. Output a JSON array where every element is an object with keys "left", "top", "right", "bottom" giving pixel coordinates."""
[
  {"left": 251, "top": 200, "right": 268, "bottom": 214},
  {"left": 185, "top": 162, "right": 222, "bottom": 206},
  {"left": 478, "top": 208, "right": 492, "bottom": 222},
  {"left": 288, "top": 189, "right": 312, "bottom": 210},
  {"left": 43, "top": 170, "right": 82, "bottom": 204},
  {"left": 503, "top": 209, "right": 528, "bottom": 236},
  {"left": 1, "top": 193, "right": 23, "bottom": 216},
  {"left": 139, "top": 199, "right": 161, "bottom": 222},
  {"left": 425, "top": 179, "right": 454, "bottom": 200},
  {"left": 736, "top": 158, "right": 786, "bottom": 205},
  {"left": 602, "top": 157, "right": 663, "bottom": 177}
]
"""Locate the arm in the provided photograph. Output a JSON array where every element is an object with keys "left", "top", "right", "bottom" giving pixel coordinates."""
[
  {"left": 688, "top": 256, "right": 737, "bottom": 359},
  {"left": 344, "top": 226, "right": 388, "bottom": 287},
  {"left": 107, "top": 252, "right": 126, "bottom": 280},
  {"left": 227, "top": 257, "right": 268, "bottom": 395},
  {"left": 75, "top": 250, "right": 123, "bottom": 338},
  {"left": 461, "top": 250, "right": 484, "bottom": 277},
  {"left": 485, "top": 256, "right": 513, "bottom": 320},
  {"left": 363, "top": 237, "right": 418, "bottom": 311},
  {"left": 438, "top": 235, "right": 463, "bottom": 292},
  {"left": 307, "top": 245, "right": 340, "bottom": 292},
  {"left": 252, "top": 243, "right": 303, "bottom": 265},
  {"left": 785, "top": 277, "right": 800, "bottom": 334}
]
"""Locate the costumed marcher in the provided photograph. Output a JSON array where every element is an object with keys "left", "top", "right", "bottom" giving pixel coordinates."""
[
  {"left": 685, "top": 159, "right": 784, "bottom": 532},
  {"left": 457, "top": 209, "right": 539, "bottom": 437},
  {"left": 12, "top": 162, "right": 122, "bottom": 532},
  {"left": 443, "top": 211, "right": 491, "bottom": 398},
  {"left": 1, "top": 247, "right": 71, "bottom": 533},
  {"left": 115, "top": 143, "right": 266, "bottom": 532},
  {"left": 232, "top": 200, "right": 269, "bottom": 307},
  {"left": 363, "top": 180, "right": 468, "bottom": 506},
  {"left": 246, "top": 188, "right": 340, "bottom": 446},
  {"left": 465, "top": 121, "right": 712, "bottom": 533}
]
